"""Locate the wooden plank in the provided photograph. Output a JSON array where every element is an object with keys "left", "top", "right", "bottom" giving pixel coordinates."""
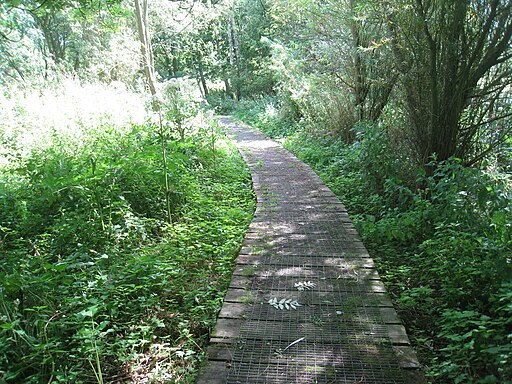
[
  {"left": 368, "top": 280, "right": 387, "bottom": 292},
  {"left": 387, "top": 324, "right": 411, "bottom": 345},
  {"left": 206, "top": 344, "right": 234, "bottom": 361},
  {"left": 195, "top": 361, "right": 232, "bottom": 384},
  {"left": 209, "top": 337, "right": 235, "bottom": 344},
  {"left": 219, "top": 302, "right": 248, "bottom": 319},
  {"left": 229, "top": 275, "right": 253, "bottom": 288},
  {"left": 380, "top": 307, "right": 402, "bottom": 323},
  {"left": 232, "top": 264, "right": 380, "bottom": 280},
  {"left": 403, "top": 370, "right": 428, "bottom": 384},
  {"left": 211, "top": 318, "right": 242, "bottom": 339},
  {"left": 231, "top": 275, "right": 386, "bottom": 293},
  {"left": 224, "top": 288, "right": 257, "bottom": 304},
  {"left": 225, "top": 288, "right": 394, "bottom": 308},
  {"left": 236, "top": 254, "right": 375, "bottom": 267},
  {"left": 394, "top": 345, "right": 421, "bottom": 369}
]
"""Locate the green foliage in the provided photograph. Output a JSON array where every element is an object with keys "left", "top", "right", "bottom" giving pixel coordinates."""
[
  {"left": 433, "top": 285, "right": 512, "bottom": 384},
  {"left": 0, "top": 84, "right": 255, "bottom": 382},
  {"left": 2, "top": 0, "right": 123, "bottom": 12},
  {"left": 1, "top": 1, "right": 139, "bottom": 86},
  {"left": 232, "top": 97, "right": 299, "bottom": 138},
  {"left": 161, "top": 79, "right": 201, "bottom": 142},
  {"left": 233, "top": 0, "right": 275, "bottom": 97},
  {"left": 235, "top": 105, "right": 512, "bottom": 383},
  {"left": 206, "top": 91, "right": 238, "bottom": 114},
  {"left": 356, "top": 160, "right": 511, "bottom": 383}
]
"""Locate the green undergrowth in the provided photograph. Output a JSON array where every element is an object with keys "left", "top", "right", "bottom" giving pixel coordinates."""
[
  {"left": 232, "top": 96, "right": 298, "bottom": 139},
  {"left": 232, "top": 97, "right": 512, "bottom": 384},
  {"left": 0, "top": 94, "right": 255, "bottom": 382}
]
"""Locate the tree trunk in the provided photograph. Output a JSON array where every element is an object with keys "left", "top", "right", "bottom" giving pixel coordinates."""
[
  {"left": 386, "top": 0, "right": 512, "bottom": 166},
  {"left": 224, "top": 78, "right": 231, "bottom": 95},
  {"left": 197, "top": 58, "right": 209, "bottom": 97},
  {"left": 347, "top": 0, "right": 395, "bottom": 124},
  {"left": 31, "top": 11, "right": 68, "bottom": 65},
  {"left": 349, "top": 0, "right": 366, "bottom": 121},
  {"left": 134, "top": 0, "right": 157, "bottom": 97},
  {"left": 232, "top": 15, "right": 241, "bottom": 100},
  {"left": 227, "top": 13, "right": 241, "bottom": 100},
  {"left": 170, "top": 45, "right": 179, "bottom": 77}
]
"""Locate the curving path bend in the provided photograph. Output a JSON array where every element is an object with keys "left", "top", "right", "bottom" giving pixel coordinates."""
[{"left": 196, "top": 117, "right": 425, "bottom": 384}]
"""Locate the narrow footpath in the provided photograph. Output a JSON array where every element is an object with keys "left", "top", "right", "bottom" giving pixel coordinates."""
[{"left": 197, "top": 117, "right": 424, "bottom": 384}]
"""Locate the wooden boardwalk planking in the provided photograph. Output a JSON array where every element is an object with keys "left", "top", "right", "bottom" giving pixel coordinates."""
[{"left": 196, "top": 117, "right": 425, "bottom": 383}]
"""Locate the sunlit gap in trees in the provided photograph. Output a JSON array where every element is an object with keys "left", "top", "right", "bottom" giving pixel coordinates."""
[{"left": 0, "top": 79, "right": 147, "bottom": 169}]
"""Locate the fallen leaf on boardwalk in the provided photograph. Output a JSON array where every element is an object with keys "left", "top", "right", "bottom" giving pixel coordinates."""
[
  {"left": 294, "top": 281, "right": 317, "bottom": 291},
  {"left": 268, "top": 297, "right": 301, "bottom": 310}
]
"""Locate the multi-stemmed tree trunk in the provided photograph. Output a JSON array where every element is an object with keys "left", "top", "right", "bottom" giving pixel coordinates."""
[
  {"left": 385, "top": 0, "right": 512, "bottom": 166},
  {"left": 31, "top": 11, "right": 69, "bottom": 65},
  {"left": 348, "top": 0, "right": 397, "bottom": 123},
  {"left": 270, "top": 0, "right": 398, "bottom": 139},
  {"left": 196, "top": 56, "right": 209, "bottom": 97}
]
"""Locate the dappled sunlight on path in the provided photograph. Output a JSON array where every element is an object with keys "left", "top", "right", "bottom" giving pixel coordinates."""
[{"left": 196, "top": 117, "right": 425, "bottom": 384}]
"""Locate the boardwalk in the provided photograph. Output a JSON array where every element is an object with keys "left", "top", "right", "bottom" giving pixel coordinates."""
[{"left": 197, "top": 117, "right": 424, "bottom": 384}]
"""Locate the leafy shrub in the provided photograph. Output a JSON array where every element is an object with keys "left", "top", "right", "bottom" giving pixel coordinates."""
[
  {"left": 206, "top": 91, "right": 238, "bottom": 114},
  {"left": 434, "top": 284, "right": 512, "bottom": 383},
  {"left": 350, "top": 161, "right": 511, "bottom": 383},
  {"left": 232, "top": 96, "right": 299, "bottom": 138},
  {"left": 0, "top": 83, "right": 255, "bottom": 382}
]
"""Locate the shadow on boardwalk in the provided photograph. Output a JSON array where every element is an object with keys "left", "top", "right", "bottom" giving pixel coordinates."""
[{"left": 197, "top": 117, "right": 425, "bottom": 384}]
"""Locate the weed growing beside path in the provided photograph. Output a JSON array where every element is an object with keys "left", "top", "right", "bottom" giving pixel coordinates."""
[{"left": 0, "top": 82, "right": 255, "bottom": 383}]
